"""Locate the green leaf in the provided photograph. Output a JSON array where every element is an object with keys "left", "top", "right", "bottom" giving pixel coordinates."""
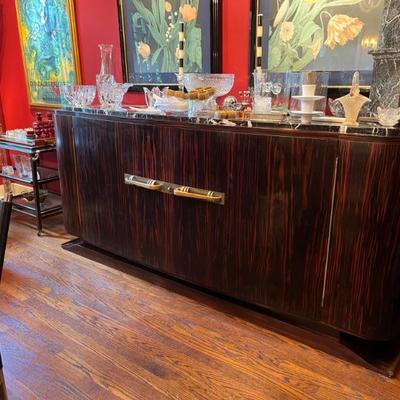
[
  {"left": 159, "top": 0, "right": 168, "bottom": 33},
  {"left": 161, "top": 47, "right": 169, "bottom": 71},
  {"left": 268, "top": 46, "right": 282, "bottom": 70},
  {"left": 275, "top": 56, "right": 294, "bottom": 71},
  {"left": 131, "top": 0, "right": 158, "bottom": 30},
  {"left": 151, "top": 47, "right": 163, "bottom": 65},
  {"left": 291, "top": 48, "right": 314, "bottom": 71},
  {"left": 295, "top": 22, "right": 321, "bottom": 48},
  {"left": 292, "top": 28, "right": 324, "bottom": 70},
  {"left": 151, "top": 0, "right": 160, "bottom": 26}
]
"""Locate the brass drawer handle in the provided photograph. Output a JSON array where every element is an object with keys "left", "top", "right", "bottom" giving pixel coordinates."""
[
  {"left": 125, "top": 174, "right": 224, "bottom": 204},
  {"left": 125, "top": 175, "right": 163, "bottom": 191},
  {"left": 174, "top": 186, "right": 224, "bottom": 204}
]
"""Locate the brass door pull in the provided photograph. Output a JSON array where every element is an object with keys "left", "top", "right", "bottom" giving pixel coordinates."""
[
  {"left": 125, "top": 175, "right": 163, "bottom": 191},
  {"left": 125, "top": 174, "right": 224, "bottom": 205},
  {"left": 174, "top": 186, "right": 224, "bottom": 204}
]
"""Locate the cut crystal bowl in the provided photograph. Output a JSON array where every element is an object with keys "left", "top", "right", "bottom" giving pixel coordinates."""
[
  {"left": 375, "top": 106, "right": 400, "bottom": 127},
  {"left": 183, "top": 74, "right": 234, "bottom": 98},
  {"left": 97, "top": 81, "right": 133, "bottom": 110},
  {"left": 62, "top": 85, "right": 96, "bottom": 108}
]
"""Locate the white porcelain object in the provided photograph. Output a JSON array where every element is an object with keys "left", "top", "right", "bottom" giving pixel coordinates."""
[
  {"left": 290, "top": 110, "right": 324, "bottom": 123},
  {"left": 302, "top": 84, "right": 316, "bottom": 97},
  {"left": 375, "top": 107, "right": 400, "bottom": 127},
  {"left": 183, "top": 73, "right": 234, "bottom": 98},
  {"left": 291, "top": 90, "right": 324, "bottom": 123},
  {"left": 292, "top": 95, "right": 325, "bottom": 102},
  {"left": 301, "top": 100, "right": 315, "bottom": 114}
]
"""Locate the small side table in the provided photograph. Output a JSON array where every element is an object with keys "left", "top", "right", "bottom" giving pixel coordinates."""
[{"left": 0, "top": 138, "right": 62, "bottom": 236}]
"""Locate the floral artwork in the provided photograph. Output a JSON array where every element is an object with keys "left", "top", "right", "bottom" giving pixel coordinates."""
[
  {"left": 15, "top": 0, "right": 81, "bottom": 107},
  {"left": 119, "top": 0, "right": 218, "bottom": 87},
  {"left": 265, "top": 0, "right": 384, "bottom": 75}
]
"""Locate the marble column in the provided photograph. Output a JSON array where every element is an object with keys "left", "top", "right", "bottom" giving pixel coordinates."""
[{"left": 369, "top": 0, "right": 400, "bottom": 112}]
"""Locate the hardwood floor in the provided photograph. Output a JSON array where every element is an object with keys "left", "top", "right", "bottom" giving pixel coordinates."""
[{"left": 0, "top": 215, "right": 399, "bottom": 399}]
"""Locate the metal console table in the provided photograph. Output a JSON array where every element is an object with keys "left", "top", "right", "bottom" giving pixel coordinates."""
[{"left": 0, "top": 138, "right": 62, "bottom": 235}]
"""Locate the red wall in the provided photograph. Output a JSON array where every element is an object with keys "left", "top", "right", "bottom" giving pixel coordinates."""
[{"left": 0, "top": 0, "right": 250, "bottom": 130}]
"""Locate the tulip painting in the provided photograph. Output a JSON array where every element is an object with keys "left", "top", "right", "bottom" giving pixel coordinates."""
[
  {"left": 266, "top": 0, "right": 384, "bottom": 73},
  {"left": 119, "top": 0, "right": 217, "bottom": 86}
]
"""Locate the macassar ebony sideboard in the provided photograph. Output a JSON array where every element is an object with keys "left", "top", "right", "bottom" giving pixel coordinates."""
[{"left": 55, "top": 109, "right": 400, "bottom": 348}]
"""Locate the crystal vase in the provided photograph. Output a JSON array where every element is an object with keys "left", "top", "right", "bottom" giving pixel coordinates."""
[
  {"left": 97, "top": 44, "right": 115, "bottom": 107},
  {"left": 99, "top": 44, "right": 113, "bottom": 76}
]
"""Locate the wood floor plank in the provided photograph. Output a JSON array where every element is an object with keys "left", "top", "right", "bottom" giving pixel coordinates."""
[{"left": 0, "top": 215, "right": 399, "bottom": 399}]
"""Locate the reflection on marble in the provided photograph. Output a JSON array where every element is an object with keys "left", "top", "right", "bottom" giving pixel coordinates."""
[
  {"left": 57, "top": 106, "right": 400, "bottom": 139},
  {"left": 370, "top": 0, "right": 400, "bottom": 112},
  {"left": 378, "top": 0, "right": 400, "bottom": 49}
]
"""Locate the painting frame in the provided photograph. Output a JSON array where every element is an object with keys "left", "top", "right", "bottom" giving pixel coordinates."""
[
  {"left": 249, "top": 0, "right": 384, "bottom": 89},
  {"left": 117, "top": 0, "right": 222, "bottom": 91},
  {"left": 15, "top": 0, "right": 82, "bottom": 109}
]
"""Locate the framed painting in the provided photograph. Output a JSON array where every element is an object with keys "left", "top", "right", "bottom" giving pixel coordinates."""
[
  {"left": 250, "top": 0, "right": 385, "bottom": 87},
  {"left": 118, "top": 0, "right": 222, "bottom": 90},
  {"left": 15, "top": 0, "right": 81, "bottom": 108}
]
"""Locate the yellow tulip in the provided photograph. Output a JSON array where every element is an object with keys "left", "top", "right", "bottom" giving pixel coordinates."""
[
  {"left": 165, "top": 1, "right": 172, "bottom": 13},
  {"left": 138, "top": 41, "right": 151, "bottom": 61},
  {"left": 325, "top": 14, "right": 364, "bottom": 50},
  {"left": 180, "top": 4, "right": 197, "bottom": 23}
]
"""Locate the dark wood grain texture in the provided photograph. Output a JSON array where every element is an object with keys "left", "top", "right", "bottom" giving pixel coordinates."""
[
  {"left": 64, "top": 114, "right": 337, "bottom": 322},
  {"left": 55, "top": 114, "right": 81, "bottom": 236},
  {"left": 324, "top": 139, "right": 400, "bottom": 340},
  {"left": 55, "top": 111, "right": 400, "bottom": 341},
  {"left": 1, "top": 214, "right": 400, "bottom": 399}
]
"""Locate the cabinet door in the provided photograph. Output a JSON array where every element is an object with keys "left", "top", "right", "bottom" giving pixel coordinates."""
[
  {"left": 224, "top": 133, "right": 337, "bottom": 321},
  {"left": 323, "top": 139, "right": 400, "bottom": 340},
  {"left": 72, "top": 116, "right": 132, "bottom": 257}
]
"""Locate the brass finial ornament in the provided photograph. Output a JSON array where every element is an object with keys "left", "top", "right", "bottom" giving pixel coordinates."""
[{"left": 337, "top": 71, "right": 370, "bottom": 126}]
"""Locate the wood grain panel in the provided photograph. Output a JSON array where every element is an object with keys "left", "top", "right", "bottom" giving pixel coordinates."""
[
  {"left": 69, "top": 115, "right": 337, "bottom": 324},
  {"left": 55, "top": 113, "right": 81, "bottom": 235},
  {"left": 324, "top": 139, "right": 400, "bottom": 340},
  {"left": 55, "top": 111, "right": 400, "bottom": 341},
  {"left": 225, "top": 133, "right": 337, "bottom": 321}
]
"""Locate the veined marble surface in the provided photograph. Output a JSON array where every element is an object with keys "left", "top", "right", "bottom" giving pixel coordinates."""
[
  {"left": 57, "top": 106, "right": 400, "bottom": 139},
  {"left": 370, "top": 0, "right": 400, "bottom": 111},
  {"left": 379, "top": 0, "right": 400, "bottom": 49}
]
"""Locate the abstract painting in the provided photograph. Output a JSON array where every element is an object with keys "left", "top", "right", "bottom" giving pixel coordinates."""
[
  {"left": 118, "top": 0, "right": 221, "bottom": 89},
  {"left": 15, "top": 0, "right": 81, "bottom": 107},
  {"left": 251, "top": 0, "right": 384, "bottom": 86}
]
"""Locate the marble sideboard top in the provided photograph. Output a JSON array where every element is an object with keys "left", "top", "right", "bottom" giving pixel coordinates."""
[{"left": 57, "top": 106, "right": 400, "bottom": 140}]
